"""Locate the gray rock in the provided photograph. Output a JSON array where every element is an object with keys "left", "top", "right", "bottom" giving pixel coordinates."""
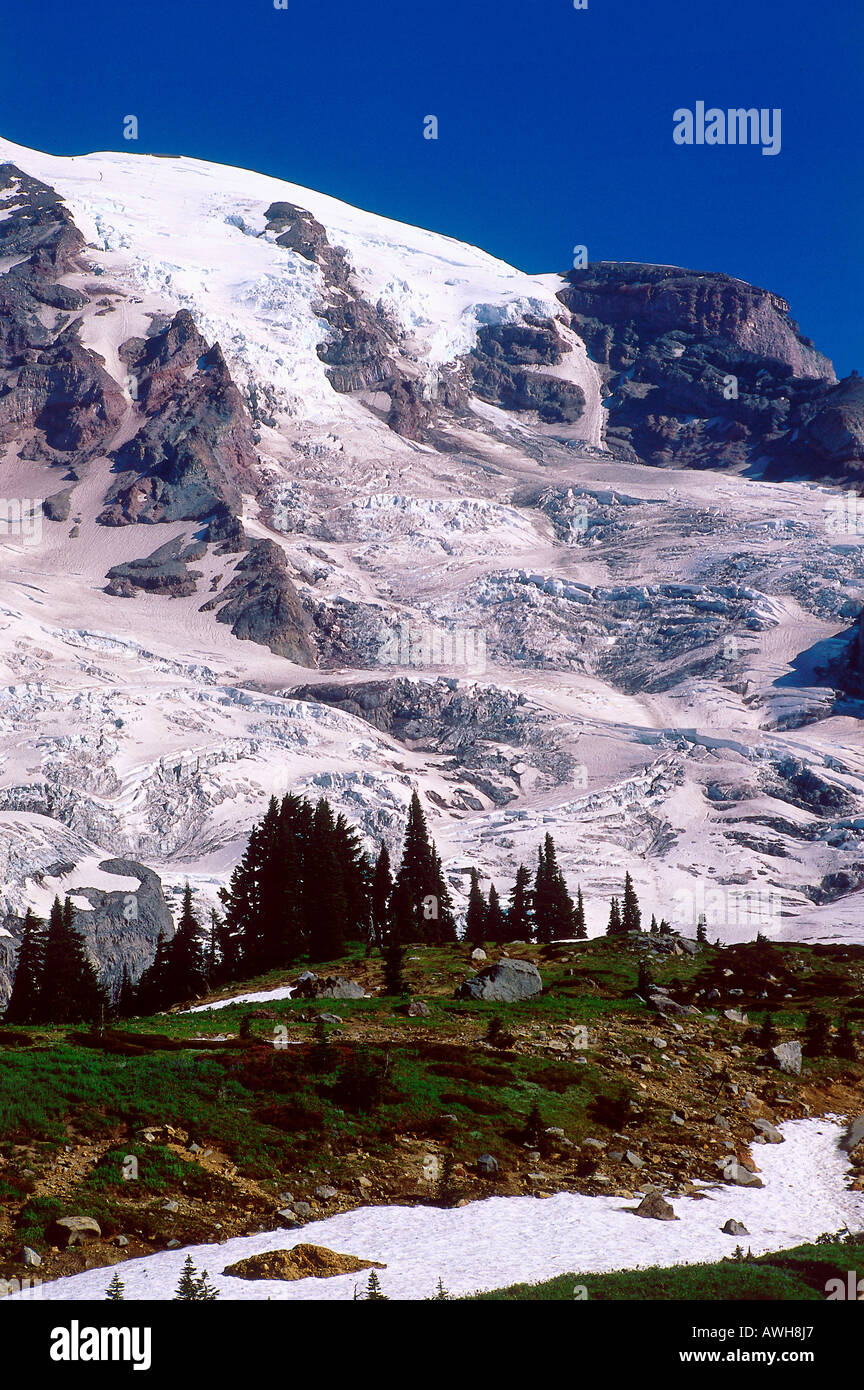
[
  {"left": 763, "top": 1041, "right": 802, "bottom": 1076},
  {"left": 840, "top": 1115, "right": 864, "bottom": 1153},
  {"left": 50, "top": 1215, "right": 102, "bottom": 1248},
  {"left": 296, "top": 975, "right": 365, "bottom": 1001},
  {"left": 161, "top": 1199, "right": 179, "bottom": 1213},
  {"left": 470, "top": 948, "right": 487, "bottom": 963},
  {"left": 752, "top": 1117, "right": 784, "bottom": 1144},
  {"left": 455, "top": 957, "right": 542, "bottom": 1002},
  {"left": 626, "top": 1150, "right": 644, "bottom": 1168},
  {"left": 723, "top": 1009, "right": 748, "bottom": 1024},
  {"left": 582, "top": 1137, "right": 606, "bottom": 1150},
  {"left": 314, "top": 1185, "right": 338, "bottom": 1202},
  {"left": 723, "top": 1163, "right": 764, "bottom": 1188},
  {"left": 634, "top": 1190, "right": 676, "bottom": 1221},
  {"left": 477, "top": 1153, "right": 499, "bottom": 1176},
  {"left": 293, "top": 1201, "right": 312, "bottom": 1219},
  {"left": 113, "top": 1236, "right": 129, "bottom": 1248},
  {"left": 166, "top": 1239, "right": 181, "bottom": 1249},
  {"left": 277, "top": 1207, "right": 299, "bottom": 1223},
  {"left": 721, "top": 1219, "right": 749, "bottom": 1236},
  {"left": 318, "top": 1012, "right": 343, "bottom": 1024},
  {"left": 20, "top": 1247, "right": 41, "bottom": 1267}
]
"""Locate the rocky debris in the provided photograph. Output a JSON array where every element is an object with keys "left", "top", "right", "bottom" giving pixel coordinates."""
[
  {"left": 200, "top": 539, "right": 316, "bottom": 665},
  {"left": 106, "top": 535, "right": 205, "bottom": 598},
  {"left": 100, "top": 340, "right": 258, "bottom": 526},
  {"left": 633, "top": 1190, "right": 677, "bottom": 1221},
  {"left": 762, "top": 1041, "right": 803, "bottom": 1076},
  {"left": 223, "top": 1244, "right": 385, "bottom": 1282},
  {"left": 49, "top": 1215, "right": 102, "bottom": 1248},
  {"left": 455, "top": 957, "right": 542, "bottom": 1002},
  {"left": 293, "top": 972, "right": 366, "bottom": 1001},
  {"left": 721, "top": 1219, "right": 749, "bottom": 1237}
]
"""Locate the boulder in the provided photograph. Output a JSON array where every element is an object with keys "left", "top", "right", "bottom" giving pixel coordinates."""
[
  {"left": 840, "top": 1115, "right": 864, "bottom": 1153},
  {"left": 455, "top": 957, "right": 542, "bottom": 1002},
  {"left": 751, "top": 1117, "right": 784, "bottom": 1144},
  {"left": 634, "top": 1190, "right": 676, "bottom": 1221},
  {"left": 396, "top": 999, "right": 430, "bottom": 1017},
  {"left": 762, "top": 1041, "right": 802, "bottom": 1076},
  {"left": 721, "top": 1219, "right": 749, "bottom": 1236},
  {"left": 50, "top": 1215, "right": 102, "bottom": 1248},
  {"left": 477, "top": 1154, "right": 499, "bottom": 1177},
  {"left": 294, "top": 974, "right": 365, "bottom": 1001},
  {"left": 723, "top": 1163, "right": 764, "bottom": 1188},
  {"left": 470, "top": 948, "right": 487, "bottom": 963}
]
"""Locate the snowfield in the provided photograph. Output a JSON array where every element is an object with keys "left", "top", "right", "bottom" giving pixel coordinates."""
[{"left": 9, "top": 1118, "right": 862, "bottom": 1301}]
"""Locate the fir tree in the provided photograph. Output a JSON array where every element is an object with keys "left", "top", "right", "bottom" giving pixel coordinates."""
[
  {"left": 524, "top": 1099, "right": 545, "bottom": 1147},
  {"left": 105, "top": 1271, "right": 126, "bottom": 1301},
  {"left": 382, "top": 940, "right": 408, "bottom": 997},
  {"left": 621, "top": 872, "right": 642, "bottom": 934},
  {"left": 5, "top": 908, "right": 45, "bottom": 1024},
  {"left": 636, "top": 958, "right": 653, "bottom": 997},
  {"left": 115, "top": 964, "right": 137, "bottom": 1020},
  {"left": 649, "top": 914, "right": 659, "bottom": 935},
  {"left": 371, "top": 842, "right": 393, "bottom": 949},
  {"left": 833, "top": 1017, "right": 857, "bottom": 1062},
  {"left": 506, "top": 864, "right": 533, "bottom": 942},
  {"left": 485, "top": 883, "right": 506, "bottom": 944},
  {"left": 533, "top": 835, "right": 573, "bottom": 942},
  {"left": 391, "top": 791, "right": 455, "bottom": 944},
  {"left": 430, "top": 1277, "right": 451, "bottom": 1301},
  {"left": 573, "top": 886, "right": 587, "bottom": 940},
  {"left": 465, "top": 869, "right": 487, "bottom": 947},
  {"left": 135, "top": 930, "right": 171, "bottom": 1015},
  {"left": 803, "top": 1008, "right": 831, "bottom": 1058},
  {"left": 696, "top": 913, "right": 708, "bottom": 943},
  {"left": 606, "top": 897, "right": 623, "bottom": 936},
  {"left": 164, "top": 884, "right": 206, "bottom": 1003},
  {"left": 40, "top": 896, "right": 105, "bottom": 1024},
  {"left": 174, "top": 1256, "right": 200, "bottom": 1300},
  {"left": 364, "top": 1270, "right": 388, "bottom": 1300}
]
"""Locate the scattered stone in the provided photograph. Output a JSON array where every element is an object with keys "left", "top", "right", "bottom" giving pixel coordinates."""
[
  {"left": 315, "top": 1186, "right": 338, "bottom": 1202},
  {"left": 752, "top": 1117, "right": 784, "bottom": 1144},
  {"left": 113, "top": 1236, "right": 129, "bottom": 1248},
  {"left": 470, "top": 948, "right": 487, "bottom": 963},
  {"left": 723, "top": 1163, "right": 764, "bottom": 1188},
  {"left": 840, "top": 1116, "right": 864, "bottom": 1153},
  {"left": 722, "top": 1219, "right": 750, "bottom": 1236},
  {"left": 166, "top": 1239, "right": 181, "bottom": 1249},
  {"left": 634, "top": 1190, "right": 677, "bottom": 1221},
  {"left": 293, "top": 1202, "right": 312, "bottom": 1219},
  {"left": 20, "top": 1247, "right": 41, "bottom": 1267},
  {"left": 626, "top": 1151, "right": 645, "bottom": 1168},
  {"left": 455, "top": 957, "right": 542, "bottom": 1002},
  {"left": 477, "top": 1154, "right": 499, "bottom": 1176},
  {"left": 162, "top": 1199, "right": 179, "bottom": 1213}
]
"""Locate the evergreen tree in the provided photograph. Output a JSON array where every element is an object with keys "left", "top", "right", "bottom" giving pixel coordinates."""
[
  {"left": 371, "top": 842, "right": 393, "bottom": 949},
  {"left": 174, "top": 1256, "right": 200, "bottom": 1301},
  {"left": 636, "top": 957, "right": 653, "bottom": 997},
  {"left": 524, "top": 1099, "right": 545, "bottom": 1147},
  {"left": 833, "top": 1017, "right": 857, "bottom": 1062},
  {"left": 5, "top": 908, "right": 45, "bottom": 1024},
  {"left": 304, "top": 799, "right": 348, "bottom": 961},
  {"left": 40, "top": 896, "right": 105, "bottom": 1024},
  {"left": 309, "top": 1017, "right": 338, "bottom": 1073},
  {"left": 649, "top": 914, "right": 659, "bottom": 935},
  {"left": 391, "top": 791, "right": 454, "bottom": 944},
  {"left": 533, "top": 835, "right": 573, "bottom": 942},
  {"left": 105, "top": 1271, "right": 126, "bottom": 1301},
  {"left": 205, "top": 909, "right": 220, "bottom": 986},
  {"left": 758, "top": 1012, "right": 778, "bottom": 1047},
  {"left": 506, "top": 864, "right": 533, "bottom": 942},
  {"left": 115, "top": 964, "right": 137, "bottom": 1021},
  {"left": 382, "top": 940, "right": 408, "bottom": 997},
  {"left": 573, "top": 886, "right": 587, "bottom": 940},
  {"left": 803, "top": 1008, "right": 831, "bottom": 1058},
  {"left": 465, "top": 869, "right": 487, "bottom": 947},
  {"left": 164, "top": 884, "right": 206, "bottom": 1003},
  {"left": 696, "top": 913, "right": 708, "bottom": 943},
  {"left": 430, "top": 1277, "right": 451, "bottom": 1301},
  {"left": 606, "top": 897, "right": 623, "bottom": 936},
  {"left": 485, "top": 883, "right": 506, "bottom": 944},
  {"left": 135, "top": 930, "right": 171, "bottom": 1015},
  {"left": 621, "top": 872, "right": 642, "bottom": 934},
  {"left": 364, "top": 1271, "right": 388, "bottom": 1301}
]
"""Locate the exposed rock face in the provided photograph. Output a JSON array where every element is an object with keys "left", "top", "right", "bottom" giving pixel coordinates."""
[
  {"left": 468, "top": 316, "right": 585, "bottom": 424},
  {"left": 100, "top": 341, "right": 258, "bottom": 525},
  {"left": 292, "top": 972, "right": 365, "bottom": 1000},
  {"left": 556, "top": 261, "right": 856, "bottom": 478},
  {"left": 106, "top": 535, "right": 206, "bottom": 598},
  {"left": 455, "top": 957, "right": 542, "bottom": 1001},
  {"left": 119, "top": 308, "right": 209, "bottom": 415},
  {"left": 201, "top": 539, "right": 316, "bottom": 665},
  {"left": 0, "top": 858, "right": 174, "bottom": 1007},
  {"left": 0, "top": 164, "right": 126, "bottom": 454},
  {"left": 49, "top": 1215, "right": 102, "bottom": 1248}
]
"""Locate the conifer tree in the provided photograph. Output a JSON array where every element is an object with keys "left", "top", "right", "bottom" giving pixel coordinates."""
[
  {"left": 833, "top": 1016, "right": 857, "bottom": 1061},
  {"left": 803, "top": 1008, "right": 831, "bottom": 1058},
  {"left": 174, "top": 1256, "right": 199, "bottom": 1300},
  {"left": 371, "top": 842, "right": 393, "bottom": 949},
  {"left": 382, "top": 940, "right": 408, "bottom": 996},
  {"left": 164, "top": 884, "right": 206, "bottom": 1003},
  {"left": 40, "top": 896, "right": 105, "bottom": 1024},
  {"left": 534, "top": 835, "right": 573, "bottom": 942},
  {"left": 506, "top": 864, "right": 533, "bottom": 942},
  {"left": 364, "top": 1270, "right": 388, "bottom": 1300},
  {"left": 391, "top": 791, "right": 454, "bottom": 944},
  {"left": 696, "top": 913, "right": 708, "bottom": 943},
  {"left": 135, "top": 930, "right": 171, "bottom": 1015},
  {"left": 606, "top": 896, "right": 623, "bottom": 936},
  {"left": 573, "top": 886, "right": 587, "bottom": 940},
  {"left": 115, "top": 964, "right": 137, "bottom": 1020},
  {"left": 621, "top": 872, "right": 642, "bottom": 934},
  {"left": 105, "top": 1271, "right": 126, "bottom": 1301},
  {"left": 649, "top": 914, "right": 659, "bottom": 935},
  {"left": 465, "top": 869, "right": 487, "bottom": 947},
  {"left": 485, "top": 883, "right": 506, "bottom": 944},
  {"left": 304, "top": 799, "right": 348, "bottom": 960},
  {"left": 5, "top": 908, "right": 45, "bottom": 1024},
  {"left": 758, "top": 1012, "right": 778, "bottom": 1047}
]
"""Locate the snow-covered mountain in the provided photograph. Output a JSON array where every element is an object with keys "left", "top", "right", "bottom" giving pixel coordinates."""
[{"left": 0, "top": 137, "right": 863, "bottom": 998}]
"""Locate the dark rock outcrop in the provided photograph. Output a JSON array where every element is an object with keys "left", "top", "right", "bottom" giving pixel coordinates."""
[
  {"left": 201, "top": 539, "right": 316, "bottom": 664},
  {"left": 106, "top": 534, "right": 206, "bottom": 598},
  {"left": 468, "top": 316, "right": 585, "bottom": 424},
  {"left": 100, "top": 343, "right": 258, "bottom": 525}
]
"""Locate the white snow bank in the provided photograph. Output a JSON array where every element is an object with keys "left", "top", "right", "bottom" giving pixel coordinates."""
[
  {"left": 181, "top": 985, "right": 295, "bottom": 1014},
  {"left": 13, "top": 1118, "right": 862, "bottom": 1301}
]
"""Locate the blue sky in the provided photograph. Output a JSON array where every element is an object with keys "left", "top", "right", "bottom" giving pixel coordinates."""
[{"left": 2, "top": 0, "right": 860, "bottom": 373}]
